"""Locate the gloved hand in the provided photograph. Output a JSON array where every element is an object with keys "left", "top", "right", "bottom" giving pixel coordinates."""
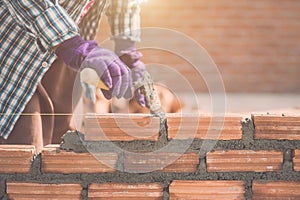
[
  {"left": 115, "top": 39, "right": 148, "bottom": 107},
  {"left": 119, "top": 51, "right": 148, "bottom": 107},
  {"left": 55, "top": 35, "right": 132, "bottom": 100}
]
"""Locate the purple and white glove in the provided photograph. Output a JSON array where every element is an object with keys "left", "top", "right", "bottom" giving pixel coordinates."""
[
  {"left": 55, "top": 35, "right": 132, "bottom": 100},
  {"left": 115, "top": 39, "right": 148, "bottom": 107}
]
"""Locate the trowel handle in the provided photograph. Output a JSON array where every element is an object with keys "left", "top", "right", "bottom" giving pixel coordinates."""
[{"left": 80, "top": 68, "right": 109, "bottom": 90}]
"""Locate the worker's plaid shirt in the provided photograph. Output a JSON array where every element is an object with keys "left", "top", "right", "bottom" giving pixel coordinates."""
[{"left": 0, "top": 0, "right": 143, "bottom": 139}]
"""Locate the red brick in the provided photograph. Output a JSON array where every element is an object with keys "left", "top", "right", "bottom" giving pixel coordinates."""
[
  {"left": 84, "top": 114, "right": 160, "bottom": 141},
  {"left": 253, "top": 113, "right": 300, "bottom": 140},
  {"left": 167, "top": 113, "right": 243, "bottom": 140},
  {"left": 293, "top": 149, "right": 300, "bottom": 171},
  {"left": 124, "top": 152, "right": 199, "bottom": 173},
  {"left": 207, "top": 150, "right": 283, "bottom": 172},
  {"left": 88, "top": 183, "right": 163, "bottom": 199},
  {"left": 169, "top": 180, "right": 245, "bottom": 200},
  {"left": 7, "top": 182, "right": 82, "bottom": 200},
  {"left": 0, "top": 145, "right": 35, "bottom": 173},
  {"left": 42, "top": 145, "right": 117, "bottom": 173},
  {"left": 252, "top": 181, "right": 300, "bottom": 200}
]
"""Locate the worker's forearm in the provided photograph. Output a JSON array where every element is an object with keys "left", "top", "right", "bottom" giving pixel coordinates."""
[{"left": 106, "top": 0, "right": 142, "bottom": 41}]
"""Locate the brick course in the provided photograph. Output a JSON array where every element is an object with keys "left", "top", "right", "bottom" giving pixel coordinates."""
[
  {"left": 252, "top": 181, "right": 300, "bottom": 200},
  {"left": 84, "top": 114, "right": 160, "bottom": 141},
  {"left": 124, "top": 152, "right": 199, "bottom": 173},
  {"left": 253, "top": 113, "right": 300, "bottom": 140},
  {"left": 169, "top": 180, "right": 245, "bottom": 200},
  {"left": 6, "top": 182, "right": 82, "bottom": 200},
  {"left": 88, "top": 183, "right": 163, "bottom": 199},
  {"left": 0, "top": 145, "right": 35, "bottom": 173},
  {"left": 207, "top": 150, "right": 283, "bottom": 172},
  {"left": 167, "top": 113, "right": 243, "bottom": 140}
]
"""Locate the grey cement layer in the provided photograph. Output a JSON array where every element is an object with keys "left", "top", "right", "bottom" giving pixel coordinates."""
[{"left": 1, "top": 118, "right": 300, "bottom": 200}]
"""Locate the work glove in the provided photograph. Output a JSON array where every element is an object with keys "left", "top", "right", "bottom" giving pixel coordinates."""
[
  {"left": 119, "top": 51, "right": 148, "bottom": 107},
  {"left": 55, "top": 35, "right": 132, "bottom": 100},
  {"left": 115, "top": 39, "right": 148, "bottom": 107}
]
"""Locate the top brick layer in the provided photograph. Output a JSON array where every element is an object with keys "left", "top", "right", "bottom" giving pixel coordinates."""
[
  {"left": 167, "top": 113, "right": 243, "bottom": 140},
  {"left": 84, "top": 114, "right": 160, "bottom": 141},
  {"left": 0, "top": 145, "right": 35, "bottom": 173},
  {"left": 253, "top": 113, "right": 300, "bottom": 140},
  {"left": 83, "top": 113, "right": 243, "bottom": 141}
]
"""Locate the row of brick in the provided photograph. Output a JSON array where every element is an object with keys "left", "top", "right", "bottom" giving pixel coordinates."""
[
  {"left": 83, "top": 113, "right": 300, "bottom": 141},
  {"left": 6, "top": 181, "right": 300, "bottom": 199},
  {"left": 1, "top": 144, "right": 300, "bottom": 174},
  {"left": 253, "top": 113, "right": 300, "bottom": 140},
  {"left": 84, "top": 114, "right": 161, "bottom": 141},
  {"left": 84, "top": 113, "right": 244, "bottom": 141}
]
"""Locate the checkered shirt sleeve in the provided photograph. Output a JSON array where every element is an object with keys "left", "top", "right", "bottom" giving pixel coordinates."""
[
  {"left": 79, "top": 0, "right": 108, "bottom": 40},
  {"left": 79, "top": 0, "right": 145, "bottom": 42},
  {"left": 5, "top": 0, "right": 79, "bottom": 50},
  {"left": 0, "top": 0, "right": 79, "bottom": 139},
  {"left": 106, "top": 0, "right": 145, "bottom": 41}
]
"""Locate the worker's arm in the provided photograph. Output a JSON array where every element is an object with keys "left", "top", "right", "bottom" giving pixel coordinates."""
[
  {"left": 106, "top": 0, "right": 142, "bottom": 43},
  {"left": 7, "top": 0, "right": 78, "bottom": 51},
  {"left": 6, "top": 1, "right": 132, "bottom": 99}
]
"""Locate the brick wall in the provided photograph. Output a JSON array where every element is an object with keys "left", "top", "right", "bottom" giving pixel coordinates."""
[
  {"left": 1, "top": 113, "right": 300, "bottom": 199},
  {"left": 97, "top": 0, "right": 300, "bottom": 93}
]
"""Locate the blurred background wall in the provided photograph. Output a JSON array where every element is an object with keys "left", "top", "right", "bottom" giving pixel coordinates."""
[{"left": 96, "top": 0, "right": 300, "bottom": 93}]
